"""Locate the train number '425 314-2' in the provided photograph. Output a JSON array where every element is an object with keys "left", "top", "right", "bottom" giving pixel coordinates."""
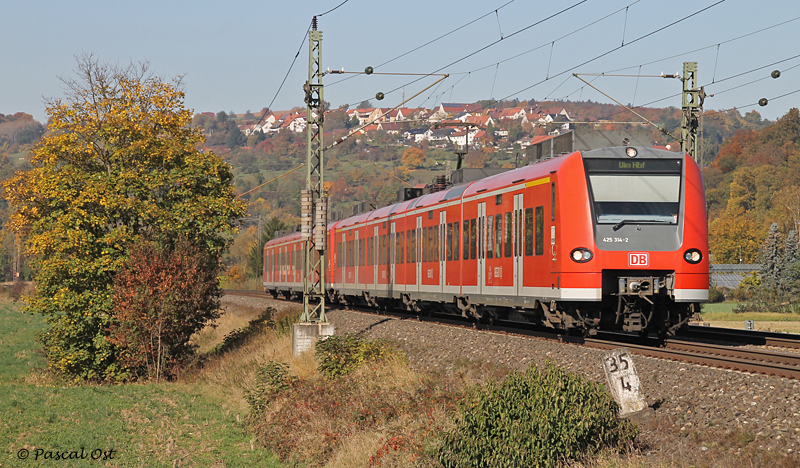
[{"left": 602, "top": 237, "right": 628, "bottom": 243}]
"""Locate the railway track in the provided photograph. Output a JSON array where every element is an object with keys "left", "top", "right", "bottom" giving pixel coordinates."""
[
  {"left": 223, "top": 289, "right": 800, "bottom": 380},
  {"left": 680, "top": 324, "right": 800, "bottom": 349}
]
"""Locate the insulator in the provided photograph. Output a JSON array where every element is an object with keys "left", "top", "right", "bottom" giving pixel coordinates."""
[
  {"left": 375, "top": 92, "right": 385, "bottom": 101},
  {"left": 772, "top": 70, "right": 781, "bottom": 79},
  {"left": 365, "top": 66, "right": 374, "bottom": 75},
  {"left": 759, "top": 98, "right": 769, "bottom": 107},
  {"left": 314, "top": 197, "right": 327, "bottom": 251},
  {"left": 301, "top": 190, "right": 313, "bottom": 240}
]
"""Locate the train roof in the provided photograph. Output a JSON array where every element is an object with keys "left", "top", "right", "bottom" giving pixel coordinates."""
[{"left": 265, "top": 146, "right": 689, "bottom": 245}]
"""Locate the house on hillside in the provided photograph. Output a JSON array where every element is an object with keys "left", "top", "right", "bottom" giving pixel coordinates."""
[
  {"left": 450, "top": 128, "right": 482, "bottom": 148},
  {"left": 430, "top": 103, "right": 483, "bottom": 121},
  {"left": 379, "top": 122, "right": 403, "bottom": 135},
  {"left": 464, "top": 114, "right": 495, "bottom": 128},
  {"left": 428, "top": 127, "right": 457, "bottom": 146},
  {"left": 387, "top": 108, "right": 424, "bottom": 122},
  {"left": 404, "top": 127, "right": 430, "bottom": 143}
]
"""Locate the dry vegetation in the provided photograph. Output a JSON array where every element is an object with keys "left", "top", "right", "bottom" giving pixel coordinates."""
[{"left": 195, "top": 300, "right": 650, "bottom": 467}]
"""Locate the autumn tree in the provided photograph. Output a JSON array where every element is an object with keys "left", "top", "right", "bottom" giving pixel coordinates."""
[
  {"left": 708, "top": 208, "right": 763, "bottom": 263},
  {"left": 3, "top": 55, "right": 246, "bottom": 381},
  {"left": 401, "top": 147, "right": 426, "bottom": 168}
]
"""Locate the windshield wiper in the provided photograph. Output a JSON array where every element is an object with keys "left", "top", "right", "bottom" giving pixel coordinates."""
[{"left": 612, "top": 219, "right": 672, "bottom": 231}]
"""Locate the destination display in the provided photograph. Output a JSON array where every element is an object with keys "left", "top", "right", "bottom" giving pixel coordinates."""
[{"left": 584, "top": 158, "right": 682, "bottom": 173}]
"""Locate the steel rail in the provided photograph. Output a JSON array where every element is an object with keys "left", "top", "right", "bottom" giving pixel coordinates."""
[{"left": 681, "top": 324, "right": 800, "bottom": 349}]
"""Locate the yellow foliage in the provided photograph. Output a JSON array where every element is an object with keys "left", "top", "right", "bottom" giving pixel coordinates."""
[{"left": 2, "top": 55, "right": 246, "bottom": 380}]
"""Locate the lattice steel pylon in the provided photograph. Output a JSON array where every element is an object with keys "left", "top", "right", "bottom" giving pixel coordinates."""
[
  {"left": 680, "top": 62, "right": 705, "bottom": 163},
  {"left": 300, "top": 17, "right": 327, "bottom": 323}
]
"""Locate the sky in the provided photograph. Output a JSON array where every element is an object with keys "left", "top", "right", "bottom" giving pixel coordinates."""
[{"left": 3, "top": 0, "right": 800, "bottom": 124}]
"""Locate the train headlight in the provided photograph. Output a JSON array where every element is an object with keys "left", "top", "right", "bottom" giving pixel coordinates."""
[
  {"left": 626, "top": 147, "right": 638, "bottom": 158},
  {"left": 684, "top": 248, "right": 702, "bottom": 264},
  {"left": 570, "top": 247, "right": 593, "bottom": 263}
]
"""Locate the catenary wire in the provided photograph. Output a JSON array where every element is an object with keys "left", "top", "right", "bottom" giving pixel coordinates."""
[
  {"left": 327, "top": 0, "right": 517, "bottom": 88},
  {"left": 252, "top": 21, "right": 312, "bottom": 130}
]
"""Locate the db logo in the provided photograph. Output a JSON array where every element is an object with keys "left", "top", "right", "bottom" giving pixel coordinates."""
[{"left": 628, "top": 252, "right": 649, "bottom": 267}]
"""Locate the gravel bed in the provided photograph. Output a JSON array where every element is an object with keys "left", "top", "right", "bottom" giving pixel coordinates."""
[{"left": 222, "top": 295, "right": 800, "bottom": 465}]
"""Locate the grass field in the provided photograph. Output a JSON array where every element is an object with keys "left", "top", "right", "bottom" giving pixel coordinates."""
[
  {"left": 0, "top": 299, "right": 282, "bottom": 468},
  {"left": 700, "top": 302, "right": 800, "bottom": 333}
]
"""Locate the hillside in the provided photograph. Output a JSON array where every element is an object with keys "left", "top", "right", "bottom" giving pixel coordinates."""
[{"left": 0, "top": 102, "right": 792, "bottom": 276}]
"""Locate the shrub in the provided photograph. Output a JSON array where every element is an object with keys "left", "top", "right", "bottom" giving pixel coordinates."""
[
  {"left": 245, "top": 361, "right": 298, "bottom": 415},
  {"left": 437, "top": 361, "right": 638, "bottom": 468},
  {"left": 315, "top": 333, "right": 398, "bottom": 378},
  {"left": 108, "top": 234, "right": 223, "bottom": 382},
  {"left": 708, "top": 281, "right": 726, "bottom": 303},
  {"left": 273, "top": 311, "right": 300, "bottom": 337}
]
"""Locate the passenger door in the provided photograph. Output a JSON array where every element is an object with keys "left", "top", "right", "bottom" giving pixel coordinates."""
[
  {"left": 439, "top": 211, "right": 446, "bottom": 294},
  {"left": 478, "top": 201, "right": 486, "bottom": 295},
  {"left": 514, "top": 193, "right": 524, "bottom": 296},
  {"left": 416, "top": 216, "right": 422, "bottom": 295}
]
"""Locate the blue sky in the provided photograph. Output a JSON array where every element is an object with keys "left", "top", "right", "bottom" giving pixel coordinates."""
[{"left": 3, "top": 0, "right": 799, "bottom": 123}]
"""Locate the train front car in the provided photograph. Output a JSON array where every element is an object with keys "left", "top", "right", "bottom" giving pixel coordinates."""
[{"left": 563, "top": 146, "right": 708, "bottom": 338}]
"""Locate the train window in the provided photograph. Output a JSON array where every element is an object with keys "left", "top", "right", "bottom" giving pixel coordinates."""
[
  {"left": 463, "top": 220, "right": 469, "bottom": 260},
  {"left": 469, "top": 218, "right": 477, "bottom": 260},
  {"left": 406, "top": 230, "right": 412, "bottom": 264},
  {"left": 535, "top": 206, "right": 544, "bottom": 256},
  {"left": 428, "top": 210, "right": 433, "bottom": 220},
  {"left": 453, "top": 222, "right": 459, "bottom": 261},
  {"left": 587, "top": 174, "right": 680, "bottom": 224},
  {"left": 479, "top": 215, "right": 485, "bottom": 260},
  {"left": 551, "top": 183, "right": 556, "bottom": 222},
  {"left": 434, "top": 225, "right": 439, "bottom": 262},
  {"left": 447, "top": 223, "right": 453, "bottom": 261},
  {"left": 428, "top": 227, "right": 434, "bottom": 262},
  {"left": 361, "top": 238, "right": 365, "bottom": 267},
  {"left": 394, "top": 233, "right": 399, "bottom": 264},
  {"left": 494, "top": 215, "right": 502, "bottom": 259},
  {"left": 410, "top": 229, "right": 416, "bottom": 263},
  {"left": 421, "top": 227, "right": 427, "bottom": 262},
  {"left": 486, "top": 215, "right": 494, "bottom": 259},
  {"left": 505, "top": 213, "right": 513, "bottom": 258},
  {"left": 400, "top": 231, "right": 405, "bottom": 264},
  {"left": 496, "top": 194, "right": 502, "bottom": 205},
  {"left": 525, "top": 208, "right": 534, "bottom": 256},
  {"left": 382, "top": 235, "right": 387, "bottom": 265},
  {"left": 516, "top": 209, "right": 523, "bottom": 257}
]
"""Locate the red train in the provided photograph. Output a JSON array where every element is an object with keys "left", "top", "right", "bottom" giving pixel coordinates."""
[{"left": 264, "top": 146, "right": 708, "bottom": 337}]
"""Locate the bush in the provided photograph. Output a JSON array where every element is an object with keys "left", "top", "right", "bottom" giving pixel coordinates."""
[
  {"left": 437, "top": 361, "right": 638, "bottom": 468},
  {"left": 708, "top": 281, "right": 726, "bottom": 303},
  {"left": 108, "top": 234, "right": 223, "bottom": 382},
  {"left": 245, "top": 361, "right": 298, "bottom": 415},
  {"left": 315, "top": 333, "right": 398, "bottom": 378}
]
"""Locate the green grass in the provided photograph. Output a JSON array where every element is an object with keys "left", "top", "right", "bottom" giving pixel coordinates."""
[
  {"left": 700, "top": 301, "right": 800, "bottom": 322},
  {"left": 0, "top": 299, "right": 282, "bottom": 467}
]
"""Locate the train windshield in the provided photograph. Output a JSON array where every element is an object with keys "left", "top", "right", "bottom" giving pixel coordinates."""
[{"left": 587, "top": 174, "right": 681, "bottom": 224}]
